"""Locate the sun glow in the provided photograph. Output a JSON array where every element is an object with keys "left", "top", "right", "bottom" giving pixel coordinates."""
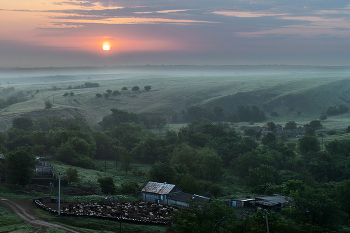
[{"left": 103, "top": 43, "right": 110, "bottom": 50}]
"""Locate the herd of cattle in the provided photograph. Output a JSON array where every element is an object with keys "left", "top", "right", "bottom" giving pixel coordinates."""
[{"left": 33, "top": 198, "right": 177, "bottom": 225}]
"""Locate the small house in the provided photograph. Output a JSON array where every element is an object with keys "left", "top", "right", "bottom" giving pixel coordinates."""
[{"left": 141, "top": 181, "right": 182, "bottom": 205}]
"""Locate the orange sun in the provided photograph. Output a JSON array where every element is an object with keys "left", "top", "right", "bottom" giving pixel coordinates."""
[{"left": 103, "top": 43, "right": 110, "bottom": 51}]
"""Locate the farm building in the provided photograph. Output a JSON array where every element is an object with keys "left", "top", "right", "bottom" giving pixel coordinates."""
[
  {"left": 254, "top": 195, "right": 288, "bottom": 212},
  {"left": 167, "top": 192, "right": 210, "bottom": 207},
  {"left": 141, "top": 181, "right": 182, "bottom": 205}
]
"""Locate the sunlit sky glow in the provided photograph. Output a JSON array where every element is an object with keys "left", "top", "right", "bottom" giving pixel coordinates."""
[{"left": 1, "top": 0, "right": 350, "bottom": 67}]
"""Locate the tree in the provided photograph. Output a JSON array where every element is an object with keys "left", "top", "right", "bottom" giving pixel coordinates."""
[
  {"left": 169, "top": 200, "right": 236, "bottom": 233},
  {"left": 336, "top": 180, "right": 350, "bottom": 219},
  {"left": 120, "top": 181, "right": 139, "bottom": 194},
  {"left": 298, "top": 136, "right": 320, "bottom": 155},
  {"left": 267, "top": 121, "right": 276, "bottom": 131},
  {"left": 213, "top": 105, "right": 224, "bottom": 120},
  {"left": 132, "top": 86, "right": 140, "bottom": 91},
  {"left": 148, "top": 162, "right": 176, "bottom": 184},
  {"left": 144, "top": 85, "right": 152, "bottom": 91},
  {"left": 287, "top": 188, "right": 344, "bottom": 230},
  {"left": 69, "top": 92, "right": 74, "bottom": 96},
  {"left": 63, "top": 92, "right": 69, "bottom": 97},
  {"left": 97, "top": 177, "right": 116, "bottom": 194},
  {"left": 106, "top": 89, "right": 112, "bottom": 94},
  {"left": 112, "top": 90, "right": 121, "bottom": 96},
  {"left": 246, "top": 164, "right": 276, "bottom": 188},
  {"left": 304, "top": 127, "right": 316, "bottom": 136},
  {"left": 64, "top": 167, "right": 79, "bottom": 186},
  {"left": 285, "top": 121, "right": 297, "bottom": 130},
  {"left": 103, "top": 93, "right": 110, "bottom": 98},
  {"left": 261, "top": 132, "right": 277, "bottom": 145},
  {"left": 12, "top": 117, "right": 33, "bottom": 130},
  {"left": 119, "top": 148, "right": 133, "bottom": 175},
  {"left": 309, "top": 119, "right": 322, "bottom": 128},
  {"left": 320, "top": 112, "right": 327, "bottom": 120},
  {"left": 96, "top": 93, "right": 102, "bottom": 97},
  {"left": 121, "top": 87, "right": 128, "bottom": 91},
  {"left": 5, "top": 150, "right": 36, "bottom": 186},
  {"left": 45, "top": 100, "right": 52, "bottom": 109}
]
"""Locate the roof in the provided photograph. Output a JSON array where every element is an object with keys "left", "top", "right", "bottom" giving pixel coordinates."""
[
  {"left": 255, "top": 195, "right": 288, "bottom": 206},
  {"left": 168, "top": 193, "right": 210, "bottom": 205},
  {"left": 141, "top": 181, "right": 177, "bottom": 195}
]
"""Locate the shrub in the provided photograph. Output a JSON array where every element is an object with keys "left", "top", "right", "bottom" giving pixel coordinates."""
[
  {"left": 97, "top": 177, "right": 116, "bottom": 194},
  {"left": 327, "top": 130, "right": 336, "bottom": 135},
  {"left": 120, "top": 181, "right": 139, "bottom": 194}
]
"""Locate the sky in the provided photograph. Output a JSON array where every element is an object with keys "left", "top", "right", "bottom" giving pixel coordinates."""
[{"left": 1, "top": 0, "right": 350, "bottom": 67}]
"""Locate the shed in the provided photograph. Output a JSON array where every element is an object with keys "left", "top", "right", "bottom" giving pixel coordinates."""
[
  {"left": 167, "top": 193, "right": 210, "bottom": 207},
  {"left": 254, "top": 195, "right": 288, "bottom": 212},
  {"left": 141, "top": 181, "right": 182, "bottom": 205}
]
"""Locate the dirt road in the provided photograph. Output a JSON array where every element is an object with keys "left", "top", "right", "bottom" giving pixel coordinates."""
[{"left": 0, "top": 197, "right": 81, "bottom": 233}]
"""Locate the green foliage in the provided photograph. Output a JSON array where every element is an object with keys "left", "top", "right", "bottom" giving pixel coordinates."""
[
  {"left": 45, "top": 99, "right": 53, "bottom": 109},
  {"left": 64, "top": 167, "right": 79, "bottom": 185},
  {"left": 5, "top": 150, "right": 36, "bottom": 186},
  {"left": 112, "top": 90, "right": 121, "bottom": 96},
  {"left": 320, "top": 112, "right": 327, "bottom": 120},
  {"left": 236, "top": 104, "right": 265, "bottom": 122},
  {"left": 132, "top": 86, "right": 140, "bottom": 91},
  {"left": 106, "top": 89, "right": 112, "bottom": 94},
  {"left": 147, "top": 162, "right": 176, "bottom": 184},
  {"left": 97, "top": 176, "right": 116, "bottom": 194},
  {"left": 213, "top": 105, "right": 224, "bottom": 120},
  {"left": 120, "top": 180, "right": 139, "bottom": 194},
  {"left": 169, "top": 200, "right": 236, "bottom": 233},
  {"left": 282, "top": 179, "right": 306, "bottom": 196},
  {"left": 327, "top": 129, "right": 336, "bottom": 135},
  {"left": 63, "top": 92, "right": 69, "bottom": 97},
  {"left": 308, "top": 119, "right": 322, "bottom": 128},
  {"left": 69, "top": 92, "right": 74, "bottom": 96},
  {"left": 336, "top": 180, "right": 350, "bottom": 218},
  {"left": 121, "top": 87, "right": 128, "bottom": 90},
  {"left": 244, "top": 128, "right": 257, "bottom": 136},
  {"left": 271, "top": 111, "right": 279, "bottom": 117},
  {"left": 144, "top": 85, "right": 152, "bottom": 91},
  {"left": 261, "top": 132, "right": 277, "bottom": 146},
  {"left": 286, "top": 188, "right": 345, "bottom": 230},
  {"left": 119, "top": 147, "right": 134, "bottom": 175},
  {"left": 101, "top": 108, "right": 139, "bottom": 129},
  {"left": 304, "top": 127, "right": 316, "bottom": 136},
  {"left": 298, "top": 136, "right": 320, "bottom": 155},
  {"left": 285, "top": 121, "right": 297, "bottom": 130},
  {"left": 246, "top": 164, "right": 276, "bottom": 188},
  {"left": 267, "top": 121, "right": 276, "bottom": 131},
  {"left": 96, "top": 93, "right": 102, "bottom": 97},
  {"left": 326, "top": 104, "right": 349, "bottom": 116},
  {"left": 12, "top": 117, "right": 33, "bottom": 130},
  {"left": 103, "top": 93, "right": 110, "bottom": 98},
  {"left": 84, "top": 82, "right": 100, "bottom": 88},
  {"left": 225, "top": 114, "right": 240, "bottom": 123}
]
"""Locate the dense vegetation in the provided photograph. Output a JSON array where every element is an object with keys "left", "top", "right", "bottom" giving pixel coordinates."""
[{"left": 2, "top": 105, "right": 350, "bottom": 232}]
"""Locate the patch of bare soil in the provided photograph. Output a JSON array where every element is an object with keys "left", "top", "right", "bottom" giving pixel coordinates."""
[{"left": 1, "top": 197, "right": 81, "bottom": 233}]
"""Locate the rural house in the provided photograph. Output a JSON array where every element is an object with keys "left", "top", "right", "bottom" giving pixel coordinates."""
[
  {"left": 254, "top": 195, "right": 288, "bottom": 212},
  {"left": 141, "top": 181, "right": 182, "bottom": 205}
]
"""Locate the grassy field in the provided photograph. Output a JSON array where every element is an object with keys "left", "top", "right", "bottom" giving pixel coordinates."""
[{"left": 1, "top": 66, "right": 350, "bottom": 133}]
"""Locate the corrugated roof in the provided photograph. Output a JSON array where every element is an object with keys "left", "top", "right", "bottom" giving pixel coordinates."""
[
  {"left": 141, "top": 181, "right": 176, "bottom": 194},
  {"left": 168, "top": 193, "right": 210, "bottom": 205}
]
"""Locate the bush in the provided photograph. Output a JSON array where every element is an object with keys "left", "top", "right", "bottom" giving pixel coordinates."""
[
  {"left": 97, "top": 177, "right": 116, "bottom": 194},
  {"left": 327, "top": 129, "right": 336, "bottom": 135},
  {"left": 132, "top": 86, "right": 140, "bottom": 91},
  {"left": 120, "top": 181, "right": 139, "bottom": 194},
  {"left": 96, "top": 93, "right": 102, "bottom": 97}
]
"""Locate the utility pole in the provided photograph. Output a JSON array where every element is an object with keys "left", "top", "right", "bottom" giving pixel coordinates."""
[
  {"left": 265, "top": 211, "right": 269, "bottom": 233},
  {"left": 58, "top": 173, "right": 61, "bottom": 215},
  {"left": 105, "top": 161, "right": 106, "bottom": 173}
]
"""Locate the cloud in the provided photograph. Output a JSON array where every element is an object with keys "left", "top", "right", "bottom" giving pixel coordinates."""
[{"left": 212, "top": 10, "right": 288, "bottom": 18}]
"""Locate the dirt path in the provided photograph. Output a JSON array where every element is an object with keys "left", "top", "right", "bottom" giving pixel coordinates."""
[{"left": 0, "top": 197, "right": 81, "bottom": 233}]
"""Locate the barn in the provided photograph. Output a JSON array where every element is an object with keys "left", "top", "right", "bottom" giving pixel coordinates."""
[{"left": 141, "top": 181, "right": 182, "bottom": 205}]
